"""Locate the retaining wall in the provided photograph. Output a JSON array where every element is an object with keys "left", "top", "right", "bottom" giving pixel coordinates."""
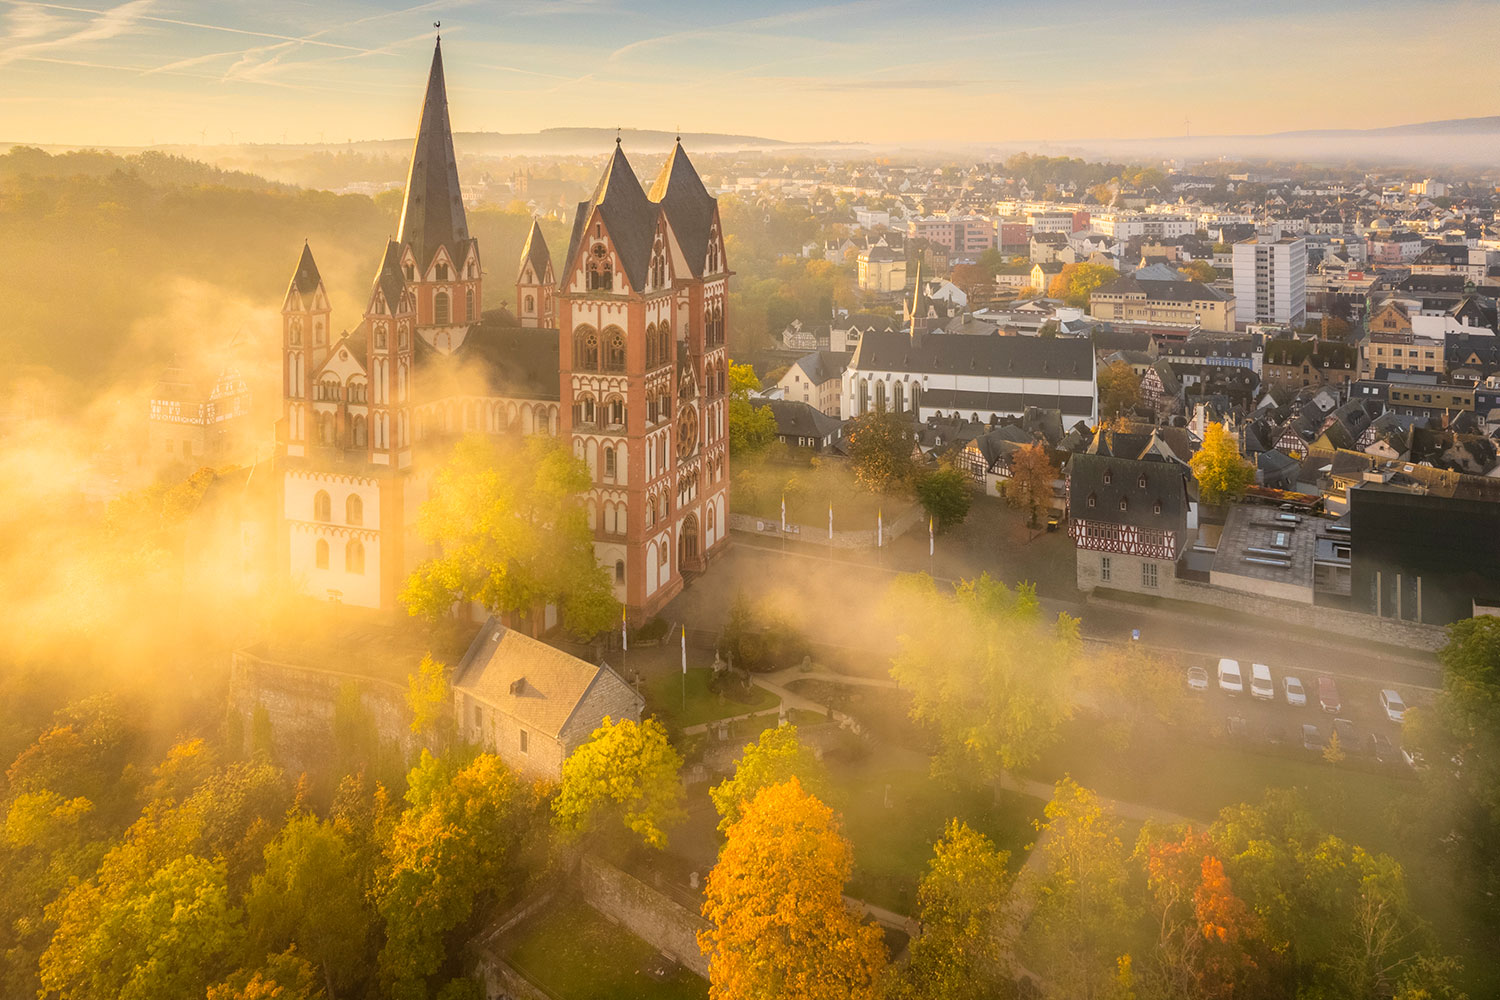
[{"left": 578, "top": 856, "right": 710, "bottom": 978}]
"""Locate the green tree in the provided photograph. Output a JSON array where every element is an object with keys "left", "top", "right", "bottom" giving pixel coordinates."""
[
  {"left": 1021, "top": 778, "right": 1135, "bottom": 1000},
  {"left": 914, "top": 465, "right": 973, "bottom": 530},
  {"left": 246, "top": 816, "right": 374, "bottom": 998},
  {"left": 1190, "top": 422, "right": 1253, "bottom": 504},
  {"left": 728, "top": 362, "right": 778, "bottom": 458},
  {"left": 399, "top": 434, "right": 618, "bottom": 640},
  {"left": 887, "top": 574, "right": 1079, "bottom": 780},
  {"left": 1098, "top": 361, "right": 1143, "bottom": 420},
  {"left": 405, "top": 654, "right": 452, "bottom": 748},
  {"left": 553, "top": 716, "right": 685, "bottom": 850},
  {"left": 895, "top": 820, "right": 1016, "bottom": 1000},
  {"left": 847, "top": 409, "right": 916, "bottom": 494},
  {"left": 710, "top": 724, "right": 830, "bottom": 834},
  {"left": 1048, "top": 262, "right": 1118, "bottom": 308},
  {"left": 378, "top": 751, "right": 542, "bottom": 999}
]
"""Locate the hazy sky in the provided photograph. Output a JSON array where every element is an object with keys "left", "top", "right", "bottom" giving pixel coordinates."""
[{"left": 2, "top": 0, "right": 1497, "bottom": 147}]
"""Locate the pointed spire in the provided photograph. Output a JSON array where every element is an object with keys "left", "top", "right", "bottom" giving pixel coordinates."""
[
  {"left": 565, "top": 143, "right": 657, "bottom": 292},
  {"left": 397, "top": 37, "right": 469, "bottom": 271},
  {"left": 289, "top": 241, "right": 322, "bottom": 297},
  {"left": 519, "top": 219, "right": 552, "bottom": 282},
  {"left": 648, "top": 140, "right": 716, "bottom": 277}
]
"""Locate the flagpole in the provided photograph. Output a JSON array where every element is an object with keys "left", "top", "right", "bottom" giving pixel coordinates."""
[
  {"left": 681, "top": 624, "right": 687, "bottom": 714},
  {"left": 929, "top": 515, "right": 935, "bottom": 577},
  {"left": 877, "top": 507, "right": 883, "bottom": 568},
  {"left": 781, "top": 492, "right": 787, "bottom": 557},
  {"left": 828, "top": 501, "right": 833, "bottom": 559}
]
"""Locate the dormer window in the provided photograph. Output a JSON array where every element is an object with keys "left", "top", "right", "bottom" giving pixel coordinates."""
[
  {"left": 436, "top": 263, "right": 449, "bottom": 281},
  {"left": 1120, "top": 498, "right": 1128, "bottom": 511},
  {"left": 1139, "top": 474, "right": 1148, "bottom": 489},
  {"left": 1087, "top": 493, "right": 1097, "bottom": 508},
  {"left": 1103, "top": 469, "right": 1112, "bottom": 484},
  {"left": 1154, "top": 502, "right": 1162, "bottom": 514}
]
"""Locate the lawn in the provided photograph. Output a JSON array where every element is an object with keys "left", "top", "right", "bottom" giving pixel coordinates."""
[
  {"left": 831, "top": 746, "right": 1042, "bottom": 915},
  {"left": 732, "top": 457, "right": 915, "bottom": 532},
  {"left": 644, "top": 667, "right": 780, "bottom": 730},
  {"left": 503, "top": 897, "right": 707, "bottom": 1000}
]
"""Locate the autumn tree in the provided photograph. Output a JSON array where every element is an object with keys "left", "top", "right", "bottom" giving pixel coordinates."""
[
  {"left": 1093, "top": 645, "right": 1194, "bottom": 751},
  {"left": 1020, "top": 778, "right": 1135, "bottom": 1000},
  {"left": 710, "top": 724, "right": 830, "bottom": 834},
  {"left": 728, "top": 361, "right": 778, "bottom": 458},
  {"left": 378, "top": 751, "right": 543, "bottom": 999},
  {"left": 1006, "top": 442, "right": 1059, "bottom": 528},
  {"left": 847, "top": 408, "right": 916, "bottom": 494},
  {"left": 1179, "top": 260, "right": 1219, "bottom": 284},
  {"left": 399, "top": 433, "right": 618, "bottom": 640},
  {"left": 699, "top": 778, "right": 887, "bottom": 1000},
  {"left": 887, "top": 573, "right": 1079, "bottom": 780},
  {"left": 553, "top": 716, "right": 685, "bottom": 850},
  {"left": 1048, "top": 262, "right": 1118, "bottom": 308},
  {"left": 1098, "top": 360, "right": 1143, "bottom": 420},
  {"left": 208, "top": 950, "right": 325, "bottom": 1000},
  {"left": 893, "top": 820, "right": 1016, "bottom": 1000},
  {"left": 246, "top": 815, "right": 375, "bottom": 998},
  {"left": 405, "top": 654, "right": 452, "bottom": 749},
  {"left": 914, "top": 464, "right": 973, "bottom": 530},
  {"left": 1190, "top": 422, "right": 1253, "bottom": 504}
]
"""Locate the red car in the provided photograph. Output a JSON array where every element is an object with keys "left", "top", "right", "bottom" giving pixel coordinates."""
[{"left": 1317, "top": 676, "right": 1341, "bottom": 714}]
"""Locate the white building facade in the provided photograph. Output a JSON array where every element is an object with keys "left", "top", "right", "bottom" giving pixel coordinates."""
[{"left": 1233, "top": 236, "right": 1308, "bottom": 328}]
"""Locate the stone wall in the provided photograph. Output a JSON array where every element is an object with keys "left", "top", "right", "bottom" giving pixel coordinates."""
[
  {"left": 229, "top": 648, "right": 417, "bottom": 771},
  {"left": 1171, "top": 578, "right": 1445, "bottom": 651},
  {"left": 578, "top": 856, "right": 709, "bottom": 978},
  {"left": 730, "top": 502, "right": 924, "bottom": 550}
]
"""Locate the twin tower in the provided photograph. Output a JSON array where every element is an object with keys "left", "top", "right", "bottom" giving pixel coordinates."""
[{"left": 278, "top": 37, "right": 731, "bottom": 620}]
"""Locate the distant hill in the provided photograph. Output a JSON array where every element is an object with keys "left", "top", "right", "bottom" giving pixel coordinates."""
[{"left": 1270, "top": 115, "right": 1500, "bottom": 138}]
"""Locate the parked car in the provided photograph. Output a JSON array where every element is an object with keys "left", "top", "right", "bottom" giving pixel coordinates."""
[
  {"left": 1380, "top": 689, "right": 1407, "bottom": 723},
  {"left": 1186, "top": 666, "right": 1209, "bottom": 692},
  {"left": 1302, "top": 724, "right": 1324, "bottom": 752},
  {"left": 1250, "top": 663, "right": 1274, "bottom": 701},
  {"left": 1332, "top": 718, "right": 1358, "bottom": 752},
  {"left": 1317, "top": 676, "right": 1341, "bottom": 714},
  {"left": 1045, "top": 515, "right": 1060, "bottom": 532},
  {"left": 1217, "top": 658, "right": 1244, "bottom": 695},
  {"left": 1368, "top": 732, "right": 1394, "bottom": 763},
  {"left": 1283, "top": 675, "right": 1307, "bottom": 707},
  {"left": 1401, "top": 745, "right": 1427, "bottom": 771}
]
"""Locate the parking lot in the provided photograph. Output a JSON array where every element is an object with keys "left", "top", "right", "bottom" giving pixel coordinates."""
[{"left": 1182, "top": 654, "right": 1413, "bottom": 765}]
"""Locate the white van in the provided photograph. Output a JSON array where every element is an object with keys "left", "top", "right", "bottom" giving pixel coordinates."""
[
  {"left": 1250, "top": 663, "right": 1274, "bottom": 701},
  {"left": 1217, "top": 658, "right": 1244, "bottom": 695}
]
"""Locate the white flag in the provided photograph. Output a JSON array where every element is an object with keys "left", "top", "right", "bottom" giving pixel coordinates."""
[
  {"left": 878, "top": 508, "right": 883, "bottom": 548},
  {"left": 681, "top": 625, "right": 687, "bottom": 675},
  {"left": 929, "top": 516, "right": 934, "bottom": 557},
  {"left": 828, "top": 503, "right": 833, "bottom": 540},
  {"left": 621, "top": 605, "right": 627, "bottom": 652},
  {"left": 780, "top": 494, "right": 787, "bottom": 533}
]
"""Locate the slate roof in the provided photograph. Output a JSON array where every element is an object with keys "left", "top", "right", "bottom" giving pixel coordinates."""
[
  {"left": 749, "top": 398, "right": 841, "bottom": 440},
  {"left": 454, "top": 620, "right": 641, "bottom": 740},
  {"left": 790, "top": 350, "right": 852, "bottom": 385},
  {"left": 396, "top": 39, "right": 471, "bottom": 271},
  {"left": 1095, "top": 273, "right": 1229, "bottom": 303},
  {"left": 289, "top": 242, "right": 322, "bottom": 296},
  {"left": 413, "top": 315, "right": 560, "bottom": 400},
  {"left": 1067, "top": 451, "right": 1190, "bottom": 531},
  {"left": 851, "top": 330, "right": 1094, "bottom": 379},
  {"left": 648, "top": 141, "right": 717, "bottom": 278},
  {"left": 565, "top": 144, "right": 661, "bottom": 294},
  {"left": 519, "top": 220, "right": 552, "bottom": 280},
  {"left": 370, "top": 240, "right": 408, "bottom": 314}
]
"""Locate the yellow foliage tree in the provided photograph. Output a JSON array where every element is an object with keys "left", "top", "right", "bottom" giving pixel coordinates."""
[
  {"left": 1190, "top": 422, "right": 1253, "bottom": 504},
  {"left": 699, "top": 778, "right": 886, "bottom": 1000},
  {"left": 553, "top": 717, "right": 684, "bottom": 850}
]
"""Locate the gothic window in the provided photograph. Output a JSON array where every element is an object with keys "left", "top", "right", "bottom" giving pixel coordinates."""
[
  {"left": 436, "top": 263, "right": 449, "bottom": 281},
  {"left": 615, "top": 560, "right": 625, "bottom": 583},
  {"left": 604, "top": 446, "right": 616, "bottom": 480},
  {"left": 374, "top": 325, "right": 386, "bottom": 349},
  {"left": 314, "top": 491, "right": 331, "bottom": 522},
  {"left": 351, "top": 415, "right": 367, "bottom": 447},
  {"left": 892, "top": 381, "right": 905, "bottom": 414},
  {"left": 346, "top": 494, "right": 363, "bottom": 526},
  {"left": 525, "top": 294, "right": 535, "bottom": 314},
  {"left": 434, "top": 291, "right": 450, "bottom": 325},
  {"left": 604, "top": 328, "right": 626, "bottom": 371},
  {"left": 315, "top": 322, "right": 325, "bottom": 346},
  {"left": 574, "top": 327, "right": 599, "bottom": 369},
  {"left": 646, "top": 323, "right": 657, "bottom": 368},
  {"left": 910, "top": 382, "right": 922, "bottom": 413},
  {"left": 315, "top": 539, "right": 329, "bottom": 569},
  {"left": 588, "top": 243, "right": 613, "bottom": 291},
  {"left": 858, "top": 379, "right": 869, "bottom": 415},
  {"left": 707, "top": 226, "right": 721, "bottom": 273},
  {"left": 466, "top": 287, "right": 475, "bottom": 322},
  {"left": 398, "top": 327, "right": 408, "bottom": 349},
  {"left": 875, "top": 381, "right": 887, "bottom": 413},
  {"left": 650, "top": 234, "right": 667, "bottom": 288},
  {"left": 346, "top": 539, "right": 364, "bottom": 574}
]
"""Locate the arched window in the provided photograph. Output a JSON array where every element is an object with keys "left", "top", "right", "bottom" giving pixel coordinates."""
[
  {"left": 465, "top": 287, "right": 475, "bottom": 322},
  {"left": 346, "top": 494, "right": 363, "bottom": 526},
  {"left": 525, "top": 294, "right": 535, "bottom": 314},
  {"left": 910, "top": 382, "right": 922, "bottom": 414},
  {"left": 604, "top": 445, "right": 616, "bottom": 480},
  {"left": 346, "top": 539, "right": 364, "bottom": 574},
  {"left": 313, "top": 491, "right": 331, "bottom": 522},
  {"left": 858, "top": 379, "right": 869, "bottom": 415},
  {"left": 606, "top": 396, "right": 625, "bottom": 427},
  {"left": 892, "top": 381, "right": 905, "bottom": 414},
  {"left": 351, "top": 415, "right": 366, "bottom": 447},
  {"left": 434, "top": 290, "right": 450, "bottom": 325},
  {"left": 645, "top": 323, "right": 657, "bottom": 368},
  {"left": 875, "top": 380, "right": 887, "bottom": 413},
  {"left": 315, "top": 538, "right": 329, "bottom": 569},
  {"left": 615, "top": 559, "right": 625, "bottom": 583},
  {"left": 650, "top": 234, "right": 667, "bottom": 288},
  {"left": 603, "top": 328, "right": 626, "bottom": 371},
  {"left": 707, "top": 223, "right": 721, "bottom": 273},
  {"left": 588, "top": 243, "right": 613, "bottom": 291},
  {"left": 574, "top": 327, "right": 599, "bottom": 369}
]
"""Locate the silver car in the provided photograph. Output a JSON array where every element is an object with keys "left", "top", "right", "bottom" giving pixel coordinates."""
[{"left": 1283, "top": 675, "right": 1307, "bottom": 707}]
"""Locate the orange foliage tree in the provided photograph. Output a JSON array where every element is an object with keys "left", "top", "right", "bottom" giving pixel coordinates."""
[{"left": 698, "top": 778, "right": 886, "bottom": 1000}]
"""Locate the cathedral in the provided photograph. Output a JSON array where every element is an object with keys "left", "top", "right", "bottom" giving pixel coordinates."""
[{"left": 278, "top": 38, "right": 731, "bottom": 621}]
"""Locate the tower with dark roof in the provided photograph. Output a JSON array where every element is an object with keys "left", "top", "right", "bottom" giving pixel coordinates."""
[
  {"left": 395, "top": 38, "right": 481, "bottom": 331},
  {"left": 517, "top": 220, "right": 555, "bottom": 328},
  {"left": 281, "top": 242, "right": 329, "bottom": 461}
]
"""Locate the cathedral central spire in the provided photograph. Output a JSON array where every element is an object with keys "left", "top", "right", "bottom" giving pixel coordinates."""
[{"left": 396, "top": 37, "right": 468, "bottom": 271}]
